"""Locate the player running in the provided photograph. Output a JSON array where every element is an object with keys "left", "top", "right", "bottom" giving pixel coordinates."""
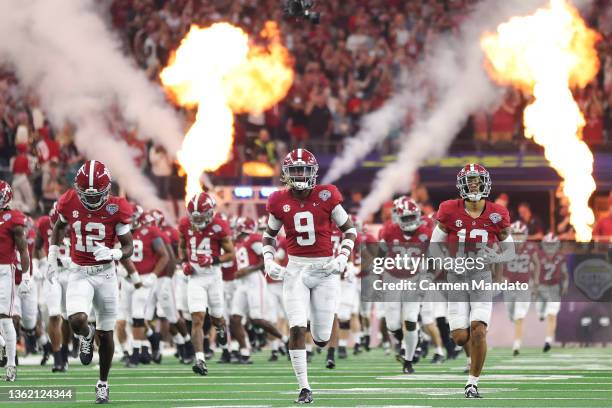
[
  {"left": 262, "top": 149, "right": 356, "bottom": 404},
  {"left": 178, "top": 192, "right": 234, "bottom": 376},
  {"left": 536, "top": 233, "right": 568, "bottom": 352},
  {"left": 503, "top": 221, "right": 539, "bottom": 356},
  {"left": 431, "top": 164, "right": 514, "bottom": 398},
  {"left": 48, "top": 160, "right": 136, "bottom": 403},
  {"left": 0, "top": 180, "right": 30, "bottom": 381}
]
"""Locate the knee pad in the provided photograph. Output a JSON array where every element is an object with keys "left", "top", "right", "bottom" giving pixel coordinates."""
[
  {"left": 405, "top": 321, "right": 417, "bottom": 331},
  {"left": 132, "top": 318, "right": 145, "bottom": 328},
  {"left": 313, "top": 339, "right": 327, "bottom": 348},
  {"left": 339, "top": 321, "right": 351, "bottom": 330}
]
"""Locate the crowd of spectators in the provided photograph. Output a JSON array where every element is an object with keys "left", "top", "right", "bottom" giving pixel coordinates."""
[{"left": 0, "top": 0, "right": 611, "bottom": 236}]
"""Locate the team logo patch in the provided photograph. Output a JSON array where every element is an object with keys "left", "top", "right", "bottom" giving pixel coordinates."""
[
  {"left": 489, "top": 213, "right": 502, "bottom": 224},
  {"left": 455, "top": 219, "right": 463, "bottom": 228},
  {"left": 419, "top": 234, "right": 429, "bottom": 242},
  {"left": 141, "top": 228, "right": 148, "bottom": 235},
  {"left": 2, "top": 213, "right": 11, "bottom": 221},
  {"left": 319, "top": 189, "right": 331, "bottom": 202},
  {"left": 574, "top": 259, "right": 612, "bottom": 300},
  {"left": 212, "top": 224, "right": 222, "bottom": 233},
  {"left": 106, "top": 204, "right": 119, "bottom": 215},
  {"left": 283, "top": 204, "right": 291, "bottom": 213},
  {"left": 73, "top": 210, "right": 79, "bottom": 219}
]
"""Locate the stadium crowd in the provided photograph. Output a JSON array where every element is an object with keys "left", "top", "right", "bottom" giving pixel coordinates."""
[{"left": 0, "top": 0, "right": 611, "bottom": 235}]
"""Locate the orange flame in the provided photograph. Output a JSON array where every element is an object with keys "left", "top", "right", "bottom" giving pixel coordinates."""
[
  {"left": 481, "top": 0, "right": 600, "bottom": 241},
  {"left": 160, "top": 22, "right": 293, "bottom": 202}
]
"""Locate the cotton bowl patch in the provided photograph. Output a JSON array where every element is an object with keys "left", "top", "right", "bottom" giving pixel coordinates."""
[
  {"left": 319, "top": 189, "right": 331, "bottom": 201},
  {"left": 106, "top": 204, "right": 119, "bottom": 215},
  {"left": 2, "top": 213, "right": 11, "bottom": 221},
  {"left": 489, "top": 212, "right": 502, "bottom": 224}
]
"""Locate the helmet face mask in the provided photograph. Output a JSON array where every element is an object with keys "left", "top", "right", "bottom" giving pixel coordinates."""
[
  {"left": 393, "top": 197, "right": 422, "bottom": 232},
  {"left": 0, "top": 181, "right": 13, "bottom": 209},
  {"left": 542, "top": 233, "right": 560, "bottom": 255},
  {"left": 74, "top": 160, "right": 112, "bottom": 211},
  {"left": 456, "top": 164, "right": 491, "bottom": 202},
  {"left": 187, "top": 192, "right": 216, "bottom": 231},
  {"left": 281, "top": 149, "right": 318, "bottom": 191},
  {"left": 190, "top": 209, "right": 213, "bottom": 230}
]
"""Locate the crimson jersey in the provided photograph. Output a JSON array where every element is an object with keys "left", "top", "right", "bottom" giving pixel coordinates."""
[
  {"left": 131, "top": 225, "right": 165, "bottom": 275},
  {"left": 36, "top": 215, "right": 53, "bottom": 254},
  {"left": 57, "top": 190, "right": 132, "bottom": 266},
  {"left": 221, "top": 257, "right": 237, "bottom": 281},
  {"left": 15, "top": 226, "right": 35, "bottom": 284},
  {"left": 235, "top": 233, "right": 263, "bottom": 273},
  {"left": 0, "top": 209, "right": 26, "bottom": 264},
  {"left": 503, "top": 242, "right": 538, "bottom": 284},
  {"left": 266, "top": 184, "right": 343, "bottom": 258},
  {"left": 161, "top": 225, "right": 179, "bottom": 248},
  {"left": 354, "top": 231, "right": 377, "bottom": 278},
  {"left": 539, "top": 251, "right": 565, "bottom": 285},
  {"left": 379, "top": 218, "right": 433, "bottom": 278},
  {"left": 178, "top": 214, "right": 231, "bottom": 263},
  {"left": 435, "top": 199, "right": 510, "bottom": 246}
]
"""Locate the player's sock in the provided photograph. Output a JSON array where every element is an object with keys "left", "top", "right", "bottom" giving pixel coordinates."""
[
  {"left": 513, "top": 339, "right": 521, "bottom": 351},
  {"left": 271, "top": 339, "right": 279, "bottom": 351},
  {"left": 60, "top": 344, "right": 69, "bottom": 364},
  {"left": 148, "top": 331, "right": 161, "bottom": 354},
  {"left": 404, "top": 330, "right": 418, "bottom": 362},
  {"left": 38, "top": 333, "right": 49, "bottom": 348},
  {"left": 97, "top": 380, "right": 108, "bottom": 387},
  {"left": 327, "top": 347, "right": 335, "bottom": 360},
  {"left": 216, "top": 326, "right": 228, "bottom": 348},
  {"left": 53, "top": 351, "right": 63, "bottom": 366},
  {"left": 545, "top": 336, "right": 552, "bottom": 344},
  {"left": 391, "top": 329, "right": 403, "bottom": 343},
  {"left": 240, "top": 348, "right": 250, "bottom": 357},
  {"left": 339, "top": 339, "right": 347, "bottom": 348},
  {"left": 289, "top": 350, "right": 310, "bottom": 390},
  {"left": 0, "top": 318, "right": 16, "bottom": 366},
  {"left": 195, "top": 351, "right": 205, "bottom": 362},
  {"left": 435, "top": 346, "right": 445, "bottom": 356},
  {"left": 467, "top": 375, "right": 479, "bottom": 386},
  {"left": 230, "top": 340, "right": 239, "bottom": 352},
  {"left": 305, "top": 344, "right": 313, "bottom": 353}
]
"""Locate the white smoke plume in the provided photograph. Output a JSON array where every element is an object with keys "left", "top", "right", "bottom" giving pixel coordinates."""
[
  {"left": 351, "top": 0, "right": 552, "bottom": 219},
  {"left": 0, "top": 0, "right": 185, "bottom": 208}
]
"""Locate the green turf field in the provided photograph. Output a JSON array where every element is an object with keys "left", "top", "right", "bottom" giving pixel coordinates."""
[{"left": 3, "top": 347, "right": 612, "bottom": 407}]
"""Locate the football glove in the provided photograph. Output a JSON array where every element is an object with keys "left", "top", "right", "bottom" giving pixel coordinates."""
[
  {"left": 265, "top": 259, "right": 285, "bottom": 281},
  {"left": 324, "top": 254, "right": 348, "bottom": 276},
  {"left": 196, "top": 254, "right": 214, "bottom": 267},
  {"left": 182, "top": 262, "right": 194, "bottom": 276},
  {"left": 93, "top": 242, "right": 122, "bottom": 262}
]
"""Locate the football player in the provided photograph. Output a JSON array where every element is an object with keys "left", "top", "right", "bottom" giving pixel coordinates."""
[
  {"left": 38, "top": 203, "right": 73, "bottom": 372},
  {"left": 262, "top": 149, "right": 356, "bottom": 404},
  {"left": 536, "top": 233, "right": 568, "bottom": 352},
  {"left": 126, "top": 210, "right": 169, "bottom": 367},
  {"left": 431, "top": 164, "right": 514, "bottom": 398},
  {"left": 266, "top": 232, "right": 288, "bottom": 362},
  {"left": 48, "top": 160, "right": 137, "bottom": 403},
  {"left": 0, "top": 181, "right": 30, "bottom": 381},
  {"left": 379, "top": 197, "right": 436, "bottom": 373},
  {"left": 178, "top": 192, "right": 234, "bottom": 376},
  {"left": 503, "top": 221, "right": 539, "bottom": 356},
  {"left": 230, "top": 217, "right": 287, "bottom": 363}
]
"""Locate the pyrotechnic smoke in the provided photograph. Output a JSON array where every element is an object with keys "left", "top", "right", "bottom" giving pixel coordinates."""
[{"left": 0, "top": 0, "right": 185, "bottom": 208}]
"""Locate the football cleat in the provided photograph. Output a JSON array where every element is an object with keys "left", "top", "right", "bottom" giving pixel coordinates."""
[
  {"left": 152, "top": 351, "right": 162, "bottom": 364},
  {"left": 238, "top": 355, "right": 253, "bottom": 365},
  {"left": 140, "top": 347, "right": 152, "bottom": 364},
  {"left": 79, "top": 325, "right": 95, "bottom": 366},
  {"left": 40, "top": 342, "right": 52, "bottom": 365},
  {"left": 402, "top": 360, "right": 414, "bottom": 374},
  {"left": 218, "top": 349, "right": 232, "bottom": 364},
  {"left": 362, "top": 335, "right": 371, "bottom": 352},
  {"left": 120, "top": 351, "right": 130, "bottom": 364},
  {"left": 51, "top": 364, "right": 67, "bottom": 373},
  {"left": 268, "top": 351, "right": 279, "bottom": 362},
  {"left": 192, "top": 359, "right": 208, "bottom": 375},
  {"left": 338, "top": 346, "right": 347, "bottom": 359},
  {"left": 95, "top": 382, "right": 109, "bottom": 404},
  {"left": 295, "top": 387, "right": 313, "bottom": 404},
  {"left": 326, "top": 358, "right": 336, "bottom": 369},
  {"left": 306, "top": 351, "right": 313, "bottom": 363},
  {"left": 5, "top": 366, "right": 16, "bottom": 382},
  {"left": 353, "top": 342, "right": 361, "bottom": 355},
  {"left": 513, "top": 349, "right": 520, "bottom": 357},
  {"left": 430, "top": 353, "right": 445, "bottom": 364},
  {"left": 543, "top": 342, "right": 551, "bottom": 352},
  {"left": 464, "top": 384, "right": 481, "bottom": 398}
]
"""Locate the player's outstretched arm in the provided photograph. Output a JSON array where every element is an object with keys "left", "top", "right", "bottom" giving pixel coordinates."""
[
  {"left": 117, "top": 231, "right": 134, "bottom": 260},
  {"left": 218, "top": 237, "right": 235, "bottom": 264}
]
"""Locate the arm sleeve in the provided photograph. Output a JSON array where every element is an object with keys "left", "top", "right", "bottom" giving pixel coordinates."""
[
  {"left": 331, "top": 204, "right": 349, "bottom": 227},
  {"left": 115, "top": 223, "right": 130, "bottom": 236},
  {"left": 267, "top": 213, "right": 282, "bottom": 231}
]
